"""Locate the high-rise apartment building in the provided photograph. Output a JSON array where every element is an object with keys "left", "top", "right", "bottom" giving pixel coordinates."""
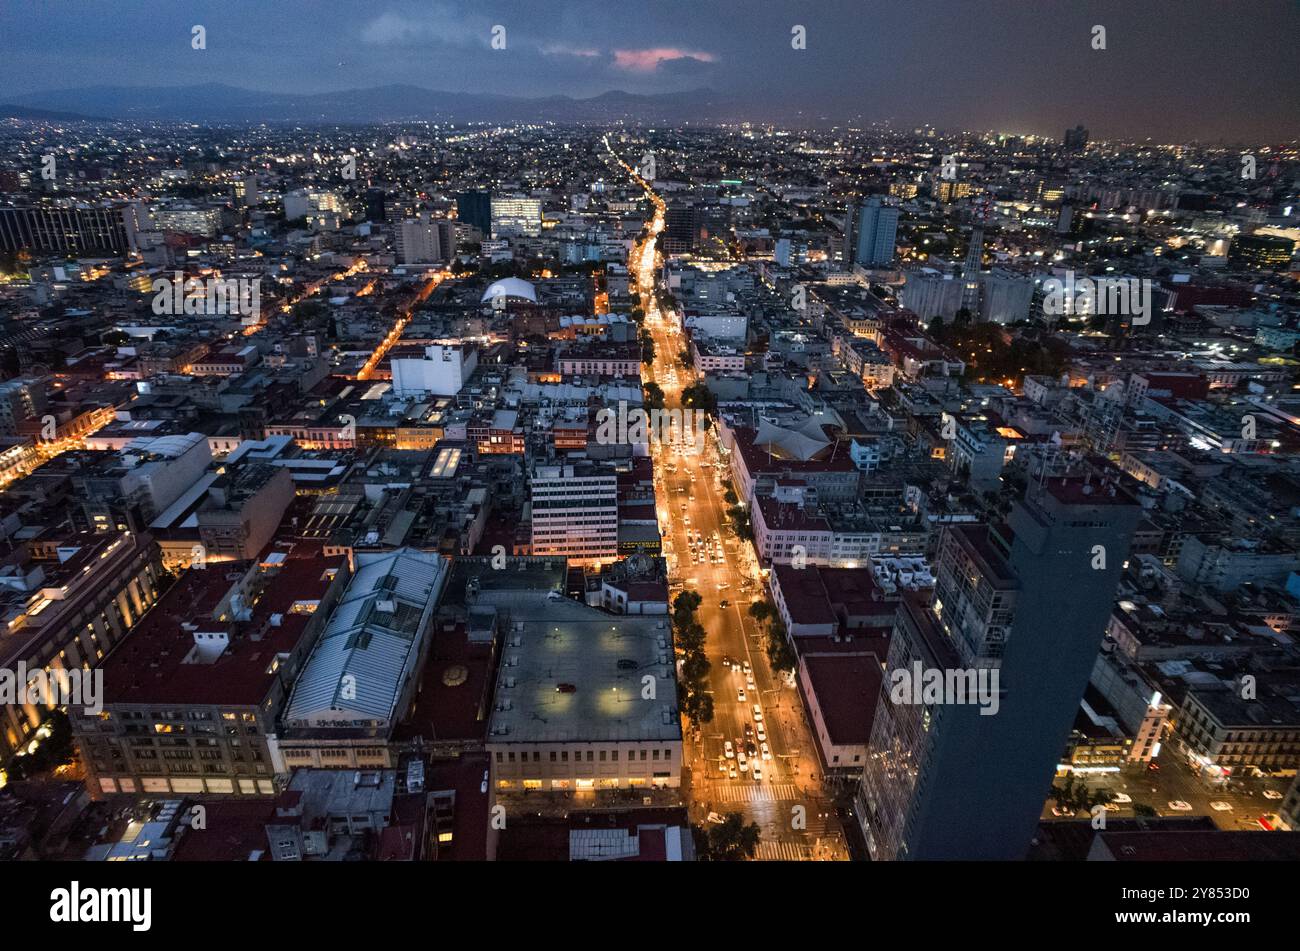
[
  {"left": 530, "top": 464, "right": 618, "bottom": 565},
  {"left": 844, "top": 197, "right": 899, "bottom": 268},
  {"left": 395, "top": 213, "right": 456, "bottom": 265},
  {"left": 859, "top": 474, "right": 1140, "bottom": 859}
]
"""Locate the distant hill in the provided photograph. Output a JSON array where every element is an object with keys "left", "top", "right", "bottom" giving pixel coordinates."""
[
  {"left": 0, "top": 103, "right": 106, "bottom": 121},
  {"left": 6, "top": 83, "right": 746, "bottom": 125}
]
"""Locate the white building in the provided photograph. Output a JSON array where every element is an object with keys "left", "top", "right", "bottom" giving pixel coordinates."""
[
  {"left": 283, "top": 188, "right": 343, "bottom": 222},
  {"left": 490, "top": 196, "right": 542, "bottom": 238},
  {"left": 391, "top": 343, "right": 478, "bottom": 398}
]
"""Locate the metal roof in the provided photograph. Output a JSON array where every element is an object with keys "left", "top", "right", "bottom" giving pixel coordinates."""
[{"left": 284, "top": 548, "right": 447, "bottom": 728}]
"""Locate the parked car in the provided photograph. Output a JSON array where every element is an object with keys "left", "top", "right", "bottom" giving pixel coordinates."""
[{"left": 1167, "top": 800, "right": 1193, "bottom": 812}]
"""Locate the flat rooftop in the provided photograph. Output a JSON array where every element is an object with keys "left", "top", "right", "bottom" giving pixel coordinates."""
[{"left": 485, "top": 591, "right": 681, "bottom": 745}]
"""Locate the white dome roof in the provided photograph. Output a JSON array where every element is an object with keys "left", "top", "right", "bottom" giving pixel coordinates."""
[{"left": 481, "top": 277, "right": 537, "bottom": 304}]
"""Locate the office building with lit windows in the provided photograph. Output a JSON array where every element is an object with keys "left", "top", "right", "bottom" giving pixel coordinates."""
[
  {"left": 74, "top": 544, "right": 349, "bottom": 797},
  {"left": 529, "top": 464, "right": 619, "bottom": 565},
  {"left": 0, "top": 532, "right": 166, "bottom": 766}
]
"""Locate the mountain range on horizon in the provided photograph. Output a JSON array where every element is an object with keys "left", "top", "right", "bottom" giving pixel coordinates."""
[{"left": 1, "top": 82, "right": 781, "bottom": 126}]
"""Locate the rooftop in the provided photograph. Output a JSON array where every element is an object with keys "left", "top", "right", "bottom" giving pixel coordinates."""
[{"left": 485, "top": 591, "right": 681, "bottom": 744}]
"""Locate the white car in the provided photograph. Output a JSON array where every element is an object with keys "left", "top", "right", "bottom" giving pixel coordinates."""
[
  {"left": 737, "top": 688, "right": 746, "bottom": 703},
  {"left": 1168, "top": 800, "right": 1194, "bottom": 812},
  {"left": 723, "top": 740, "right": 734, "bottom": 759},
  {"left": 737, "top": 752, "right": 748, "bottom": 772},
  {"left": 1263, "top": 789, "right": 1284, "bottom": 800},
  {"left": 751, "top": 763, "right": 763, "bottom": 782},
  {"left": 1209, "top": 801, "right": 1233, "bottom": 812},
  {"left": 760, "top": 742, "right": 771, "bottom": 761},
  {"left": 1111, "top": 793, "right": 1132, "bottom": 804},
  {"left": 752, "top": 704, "right": 763, "bottom": 722},
  {"left": 756, "top": 725, "right": 766, "bottom": 743},
  {"left": 728, "top": 765, "right": 737, "bottom": 780}
]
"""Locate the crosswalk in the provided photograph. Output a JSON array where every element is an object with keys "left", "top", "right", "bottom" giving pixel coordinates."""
[
  {"left": 755, "top": 840, "right": 811, "bottom": 862},
  {"left": 715, "top": 782, "right": 800, "bottom": 803}
]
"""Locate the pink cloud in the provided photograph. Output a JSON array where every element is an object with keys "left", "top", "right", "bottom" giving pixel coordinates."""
[{"left": 612, "top": 47, "right": 716, "bottom": 72}]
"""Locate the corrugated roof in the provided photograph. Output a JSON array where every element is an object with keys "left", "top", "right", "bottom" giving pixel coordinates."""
[{"left": 284, "top": 548, "right": 447, "bottom": 726}]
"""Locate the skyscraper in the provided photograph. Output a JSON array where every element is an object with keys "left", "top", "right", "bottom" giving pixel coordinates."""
[
  {"left": 859, "top": 473, "right": 1140, "bottom": 860},
  {"left": 1063, "top": 125, "right": 1090, "bottom": 151},
  {"left": 455, "top": 189, "right": 492, "bottom": 235},
  {"left": 844, "top": 197, "right": 899, "bottom": 268}
]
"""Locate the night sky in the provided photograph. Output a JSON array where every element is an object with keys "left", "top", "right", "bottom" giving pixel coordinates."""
[{"left": 1, "top": 0, "right": 1297, "bottom": 141}]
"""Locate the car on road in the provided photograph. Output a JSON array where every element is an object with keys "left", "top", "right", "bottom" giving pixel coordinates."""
[
  {"left": 706, "top": 812, "right": 726, "bottom": 824},
  {"left": 728, "top": 765, "right": 737, "bottom": 780},
  {"left": 1263, "top": 789, "right": 1283, "bottom": 800},
  {"left": 743, "top": 724, "right": 753, "bottom": 739},
  {"left": 741, "top": 661, "right": 751, "bottom": 675},
  {"left": 752, "top": 704, "right": 763, "bottom": 721},
  {"left": 1051, "top": 805, "right": 1075, "bottom": 817},
  {"left": 719, "top": 600, "right": 730, "bottom": 608},
  {"left": 737, "top": 752, "right": 748, "bottom": 772},
  {"left": 756, "top": 725, "right": 766, "bottom": 742},
  {"left": 751, "top": 763, "right": 763, "bottom": 781},
  {"left": 1111, "top": 793, "right": 1132, "bottom": 804},
  {"left": 1209, "top": 801, "right": 1233, "bottom": 811},
  {"left": 723, "top": 741, "right": 734, "bottom": 759},
  {"left": 1167, "top": 800, "right": 1193, "bottom": 812},
  {"left": 737, "top": 688, "right": 746, "bottom": 702},
  {"left": 761, "top": 742, "right": 771, "bottom": 761}
]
